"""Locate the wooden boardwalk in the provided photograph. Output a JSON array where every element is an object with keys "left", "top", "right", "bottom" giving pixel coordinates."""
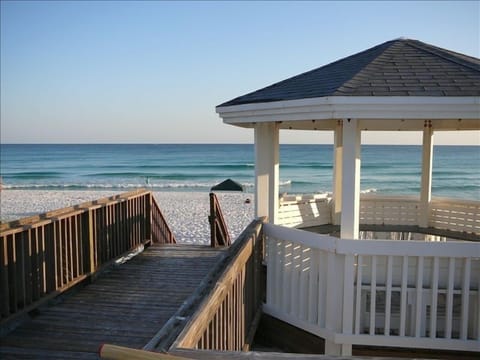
[{"left": 0, "top": 244, "right": 225, "bottom": 359}]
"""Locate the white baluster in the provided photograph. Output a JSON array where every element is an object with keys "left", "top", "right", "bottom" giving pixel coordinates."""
[
  {"left": 370, "top": 256, "right": 377, "bottom": 335},
  {"left": 307, "top": 249, "right": 319, "bottom": 323},
  {"left": 291, "top": 244, "right": 301, "bottom": 316},
  {"left": 430, "top": 256, "right": 439, "bottom": 339},
  {"left": 415, "top": 256, "right": 424, "bottom": 337},
  {"left": 445, "top": 257, "right": 455, "bottom": 339},
  {"left": 266, "top": 237, "right": 275, "bottom": 306},
  {"left": 299, "top": 247, "right": 309, "bottom": 321},
  {"left": 355, "top": 255, "right": 363, "bottom": 335},
  {"left": 460, "top": 257, "right": 470, "bottom": 340},
  {"left": 400, "top": 255, "right": 408, "bottom": 336},
  {"left": 343, "top": 254, "right": 355, "bottom": 336},
  {"left": 317, "top": 251, "right": 327, "bottom": 328},
  {"left": 385, "top": 255, "right": 393, "bottom": 336}
]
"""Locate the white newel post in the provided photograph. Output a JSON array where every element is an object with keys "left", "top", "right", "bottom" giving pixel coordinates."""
[
  {"left": 341, "top": 254, "right": 355, "bottom": 356},
  {"left": 324, "top": 252, "right": 341, "bottom": 355},
  {"left": 254, "top": 122, "right": 279, "bottom": 223},
  {"left": 324, "top": 253, "right": 353, "bottom": 356},
  {"left": 340, "top": 118, "right": 361, "bottom": 239},
  {"left": 332, "top": 120, "right": 343, "bottom": 225},
  {"left": 420, "top": 121, "right": 434, "bottom": 228}
]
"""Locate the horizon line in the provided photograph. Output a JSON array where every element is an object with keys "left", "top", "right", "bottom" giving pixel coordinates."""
[{"left": 1, "top": 142, "right": 478, "bottom": 146}]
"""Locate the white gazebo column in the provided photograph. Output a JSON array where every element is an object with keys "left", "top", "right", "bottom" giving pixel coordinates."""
[
  {"left": 419, "top": 121, "right": 434, "bottom": 228},
  {"left": 340, "top": 118, "right": 361, "bottom": 239},
  {"left": 332, "top": 120, "right": 343, "bottom": 225},
  {"left": 254, "top": 122, "right": 279, "bottom": 223}
]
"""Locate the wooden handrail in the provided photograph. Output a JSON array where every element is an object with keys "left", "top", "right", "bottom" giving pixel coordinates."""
[
  {"left": 151, "top": 193, "right": 176, "bottom": 245},
  {"left": 0, "top": 189, "right": 149, "bottom": 232},
  {"left": 172, "top": 218, "right": 265, "bottom": 351},
  {"left": 0, "top": 190, "right": 175, "bottom": 323},
  {"left": 99, "top": 344, "right": 191, "bottom": 360},
  {"left": 208, "top": 193, "right": 231, "bottom": 247}
]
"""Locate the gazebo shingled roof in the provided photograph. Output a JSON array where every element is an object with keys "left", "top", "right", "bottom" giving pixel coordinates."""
[{"left": 219, "top": 38, "right": 480, "bottom": 107}]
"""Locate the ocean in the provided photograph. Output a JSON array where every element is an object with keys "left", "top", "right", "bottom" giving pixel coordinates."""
[{"left": 0, "top": 144, "right": 479, "bottom": 200}]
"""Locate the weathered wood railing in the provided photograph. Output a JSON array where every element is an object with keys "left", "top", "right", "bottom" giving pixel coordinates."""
[
  {"left": 151, "top": 194, "right": 176, "bottom": 244},
  {"left": 209, "top": 192, "right": 231, "bottom": 247},
  {"left": 264, "top": 223, "right": 480, "bottom": 355},
  {"left": 0, "top": 190, "right": 175, "bottom": 323},
  {"left": 172, "top": 218, "right": 265, "bottom": 351}
]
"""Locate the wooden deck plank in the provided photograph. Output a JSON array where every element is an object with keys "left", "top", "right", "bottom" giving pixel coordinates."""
[
  {"left": 0, "top": 244, "right": 225, "bottom": 359},
  {"left": 0, "top": 346, "right": 98, "bottom": 360}
]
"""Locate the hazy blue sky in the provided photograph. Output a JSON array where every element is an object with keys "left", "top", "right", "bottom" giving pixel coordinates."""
[{"left": 1, "top": 1, "right": 479, "bottom": 144}]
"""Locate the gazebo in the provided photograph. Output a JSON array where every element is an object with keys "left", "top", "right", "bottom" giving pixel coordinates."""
[
  {"left": 217, "top": 38, "right": 479, "bottom": 238},
  {"left": 216, "top": 39, "right": 480, "bottom": 355}
]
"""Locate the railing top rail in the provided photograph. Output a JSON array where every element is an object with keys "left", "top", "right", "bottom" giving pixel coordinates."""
[
  {"left": 280, "top": 193, "right": 330, "bottom": 204},
  {"left": 280, "top": 192, "right": 480, "bottom": 206},
  {"left": 265, "top": 223, "right": 338, "bottom": 252},
  {"left": 359, "top": 194, "right": 420, "bottom": 202},
  {"left": 265, "top": 223, "right": 480, "bottom": 258},
  {"left": 336, "top": 238, "right": 480, "bottom": 257},
  {"left": 359, "top": 193, "right": 480, "bottom": 206},
  {"left": 0, "top": 188, "right": 151, "bottom": 233},
  {"left": 430, "top": 196, "right": 480, "bottom": 206}
]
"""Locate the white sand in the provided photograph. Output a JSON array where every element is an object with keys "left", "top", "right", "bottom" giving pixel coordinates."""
[{"left": 0, "top": 190, "right": 255, "bottom": 245}]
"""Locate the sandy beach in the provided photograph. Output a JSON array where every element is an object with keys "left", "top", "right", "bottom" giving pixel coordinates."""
[{"left": 0, "top": 190, "right": 255, "bottom": 245}]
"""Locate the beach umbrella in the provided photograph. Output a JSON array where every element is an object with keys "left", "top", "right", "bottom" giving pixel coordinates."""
[
  {"left": 210, "top": 178, "right": 244, "bottom": 192},
  {"left": 209, "top": 178, "right": 243, "bottom": 247}
]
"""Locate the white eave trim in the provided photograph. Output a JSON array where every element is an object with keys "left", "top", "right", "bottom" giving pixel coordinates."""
[{"left": 216, "top": 96, "right": 480, "bottom": 125}]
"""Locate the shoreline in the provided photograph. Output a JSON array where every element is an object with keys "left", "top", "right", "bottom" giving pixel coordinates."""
[{"left": 0, "top": 190, "right": 255, "bottom": 245}]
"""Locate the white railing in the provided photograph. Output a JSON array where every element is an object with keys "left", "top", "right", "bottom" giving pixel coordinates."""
[
  {"left": 277, "top": 194, "right": 331, "bottom": 228},
  {"left": 264, "top": 223, "right": 480, "bottom": 354},
  {"left": 430, "top": 197, "right": 480, "bottom": 235},
  {"left": 277, "top": 194, "right": 480, "bottom": 236},
  {"left": 360, "top": 195, "right": 420, "bottom": 226}
]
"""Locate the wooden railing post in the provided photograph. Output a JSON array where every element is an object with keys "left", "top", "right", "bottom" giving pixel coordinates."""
[
  {"left": 209, "top": 193, "right": 231, "bottom": 247},
  {"left": 87, "top": 209, "right": 96, "bottom": 274},
  {"left": 146, "top": 193, "right": 152, "bottom": 244},
  {"left": 209, "top": 193, "right": 217, "bottom": 247},
  {"left": 0, "top": 234, "right": 10, "bottom": 318}
]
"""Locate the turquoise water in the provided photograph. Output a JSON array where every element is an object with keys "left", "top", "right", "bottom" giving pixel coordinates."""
[{"left": 0, "top": 144, "right": 479, "bottom": 200}]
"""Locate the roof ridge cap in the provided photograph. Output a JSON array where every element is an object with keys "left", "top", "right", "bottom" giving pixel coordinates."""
[{"left": 405, "top": 40, "right": 480, "bottom": 72}]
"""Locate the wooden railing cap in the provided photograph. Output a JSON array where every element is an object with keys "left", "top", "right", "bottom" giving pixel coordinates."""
[{"left": 1, "top": 189, "right": 151, "bottom": 233}]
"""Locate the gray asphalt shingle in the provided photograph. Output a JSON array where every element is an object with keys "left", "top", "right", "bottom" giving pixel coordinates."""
[{"left": 218, "top": 39, "right": 480, "bottom": 107}]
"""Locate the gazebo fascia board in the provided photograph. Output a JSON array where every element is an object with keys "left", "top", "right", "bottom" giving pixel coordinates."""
[{"left": 216, "top": 96, "right": 480, "bottom": 130}]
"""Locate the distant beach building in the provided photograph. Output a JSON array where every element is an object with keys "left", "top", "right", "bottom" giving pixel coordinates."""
[{"left": 217, "top": 38, "right": 480, "bottom": 355}]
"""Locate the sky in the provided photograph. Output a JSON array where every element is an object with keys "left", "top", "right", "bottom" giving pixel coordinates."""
[{"left": 1, "top": 0, "right": 479, "bottom": 145}]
